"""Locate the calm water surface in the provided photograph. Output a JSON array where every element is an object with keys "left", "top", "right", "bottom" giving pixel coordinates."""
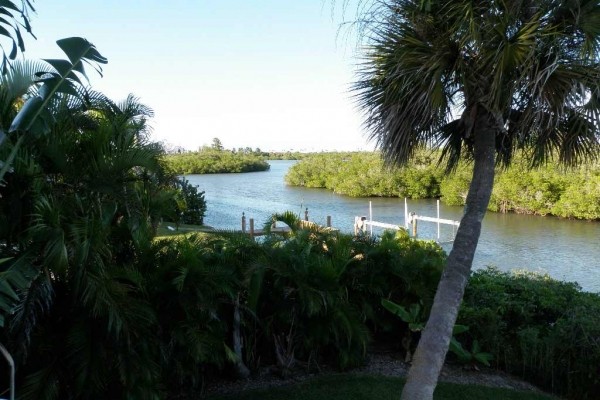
[{"left": 186, "top": 160, "right": 600, "bottom": 292}]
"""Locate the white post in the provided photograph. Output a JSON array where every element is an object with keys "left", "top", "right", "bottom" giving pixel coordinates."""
[
  {"left": 437, "top": 199, "right": 440, "bottom": 241},
  {"left": 369, "top": 201, "right": 373, "bottom": 236},
  {"left": 404, "top": 198, "right": 408, "bottom": 229}
]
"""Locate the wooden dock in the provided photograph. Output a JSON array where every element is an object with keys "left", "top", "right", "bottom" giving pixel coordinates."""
[
  {"left": 354, "top": 199, "right": 460, "bottom": 243},
  {"left": 241, "top": 210, "right": 334, "bottom": 239}
]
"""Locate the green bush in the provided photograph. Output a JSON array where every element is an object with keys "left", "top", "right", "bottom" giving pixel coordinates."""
[
  {"left": 285, "top": 152, "right": 442, "bottom": 198},
  {"left": 551, "top": 172, "right": 600, "bottom": 219},
  {"left": 458, "top": 268, "right": 600, "bottom": 399},
  {"left": 174, "top": 177, "right": 207, "bottom": 225}
]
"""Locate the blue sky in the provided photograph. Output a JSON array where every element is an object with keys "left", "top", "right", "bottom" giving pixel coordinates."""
[{"left": 22, "top": 1, "right": 371, "bottom": 152}]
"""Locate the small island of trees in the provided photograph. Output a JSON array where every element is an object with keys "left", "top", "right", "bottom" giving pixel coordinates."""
[{"left": 164, "top": 137, "right": 271, "bottom": 174}]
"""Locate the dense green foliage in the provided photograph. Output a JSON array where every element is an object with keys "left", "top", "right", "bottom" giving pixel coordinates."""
[
  {"left": 265, "top": 151, "right": 307, "bottom": 160},
  {"left": 3, "top": 178, "right": 600, "bottom": 399},
  {"left": 210, "top": 374, "right": 554, "bottom": 400},
  {"left": 172, "top": 178, "right": 207, "bottom": 225},
  {"left": 285, "top": 152, "right": 442, "bottom": 198},
  {"left": 459, "top": 268, "right": 600, "bottom": 398},
  {"left": 0, "top": 76, "right": 206, "bottom": 397},
  {"left": 0, "top": 97, "right": 173, "bottom": 398},
  {"left": 164, "top": 148, "right": 270, "bottom": 174},
  {"left": 442, "top": 160, "right": 600, "bottom": 219},
  {"left": 287, "top": 152, "right": 600, "bottom": 220},
  {"left": 1, "top": 196, "right": 448, "bottom": 398}
]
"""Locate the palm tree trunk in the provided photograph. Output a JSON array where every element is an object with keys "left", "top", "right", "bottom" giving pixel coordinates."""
[
  {"left": 400, "top": 106, "right": 499, "bottom": 400},
  {"left": 232, "top": 293, "right": 250, "bottom": 379}
]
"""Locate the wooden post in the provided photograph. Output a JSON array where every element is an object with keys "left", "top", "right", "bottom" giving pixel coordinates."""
[
  {"left": 249, "top": 218, "right": 255, "bottom": 240},
  {"left": 304, "top": 207, "right": 309, "bottom": 221},
  {"left": 369, "top": 201, "right": 373, "bottom": 236},
  {"left": 411, "top": 213, "right": 417, "bottom": 238},
  {"left": 326, "top": 215, "right": 331, "bottom": 228},
  {"left": 241, "top": 212, "right": 246, "bottom": 233}
]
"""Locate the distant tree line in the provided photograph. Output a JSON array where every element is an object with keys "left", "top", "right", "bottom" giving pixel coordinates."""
[
  {"left": 286, "top": 151, "right": 600, "bottom": 220},
  {"left": 163, "top": 137, "right": 336, "bottom": 174}
]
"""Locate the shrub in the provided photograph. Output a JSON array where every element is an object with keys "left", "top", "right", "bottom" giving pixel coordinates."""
[
  {"left": 174, "top": 177, "right": 207, "bottom": 225},
  {"left": 459, "top": 268, "right": 600, "bottom": 398}
]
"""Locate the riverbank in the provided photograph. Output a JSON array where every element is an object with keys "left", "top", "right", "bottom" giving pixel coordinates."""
[{"left": 285, "top": 152, "right": 600, "bottom": 220}]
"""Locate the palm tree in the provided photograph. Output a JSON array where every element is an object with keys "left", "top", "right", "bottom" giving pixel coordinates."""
[
  {"left": 353, "top": 1, "right": 600, "bottom": 398},
  {"left": 0, "top": 89, "right": 177, "bottom": 398}
]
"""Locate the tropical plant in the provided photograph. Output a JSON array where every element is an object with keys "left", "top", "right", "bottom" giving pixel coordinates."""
[
  {"left": 0, "top": 37, "right": 107, "bottom": 181},
  {"left": 381, "top": 299, "right": 425, "bottom": 361},
  {"left": 142, "top": 234, "right": 243, "bottom": 392},
  {"left": 352, "top": 0, "right": 600, "bottom": 398},
  {"left": 172, "top": 178, "right": 207, "bottom": 225},
  {"left": 0, "top": 91, "right": 176, "bottom": 398},
  {"left": 447, "top": 325, "right": 493, "bottom": 368},
  {"left": 250, "top": 213, "right": 371, "bottom": 373},
  {"left": 0, "top": 0, "right": 35, "bottom": 74}
]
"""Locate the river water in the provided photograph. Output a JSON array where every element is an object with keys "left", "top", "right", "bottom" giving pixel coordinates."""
[{"left": 186, "top": 160, "right": 600, "bottom": 293}]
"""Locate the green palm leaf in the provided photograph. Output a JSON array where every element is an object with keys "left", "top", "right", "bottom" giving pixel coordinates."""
[
  {"left": 0, "top": 37, "right": 107, "bottom": 181},
  {"left": 0, "top": 256, "right": 40, "bottom": 327}
]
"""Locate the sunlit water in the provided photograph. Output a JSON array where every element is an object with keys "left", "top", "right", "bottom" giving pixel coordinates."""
[{"left": 186, "top": 160, "right": 600, "bottom": 293}]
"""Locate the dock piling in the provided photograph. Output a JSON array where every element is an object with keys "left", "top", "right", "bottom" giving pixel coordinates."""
[{"left": 411, "top": 212, "right": 418, "bottom": 237}]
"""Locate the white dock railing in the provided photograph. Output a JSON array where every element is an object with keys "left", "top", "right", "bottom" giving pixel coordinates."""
[{"left": 354, "top": 198, "right": 460, "bottom": 243}]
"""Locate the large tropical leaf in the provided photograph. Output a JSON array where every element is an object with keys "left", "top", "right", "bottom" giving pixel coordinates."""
[
  {"left": 0, "top": 37, "right": 107, "bottom": 181},
  {"left": 9, "top": 37, "right": 107, "bottom": 135}
]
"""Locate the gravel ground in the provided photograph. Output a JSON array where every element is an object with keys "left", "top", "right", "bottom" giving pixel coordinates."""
[{"left": 202, "top": 349, "right": 555, "bottom": 398}]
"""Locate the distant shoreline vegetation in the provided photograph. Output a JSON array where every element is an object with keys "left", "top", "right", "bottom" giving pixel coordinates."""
[
  {"left": 163, "top": 137, "right": 321, "bottom": 174},
  {"left": 285, "top": 151, "right": 600, "bottom": 220},
  {"left": 164, "top": 138, "right": 270, "bottom": 174},
  {"left": 164, "top": 150, "right": 270, "bottom": 174}
]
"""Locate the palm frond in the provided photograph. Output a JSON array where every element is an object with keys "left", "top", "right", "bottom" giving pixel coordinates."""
[
  {"left": 8, "top": 272, "right": 53, "bottom": 359},
  {"left": 20, "top": 365, "right": 60, "bottom": 400},
  {"left": 0, "top": 256, "right": 40, "bottom": 328},
  {"left": 353, "top": 0, "right": 600, "bottom": 169}
]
